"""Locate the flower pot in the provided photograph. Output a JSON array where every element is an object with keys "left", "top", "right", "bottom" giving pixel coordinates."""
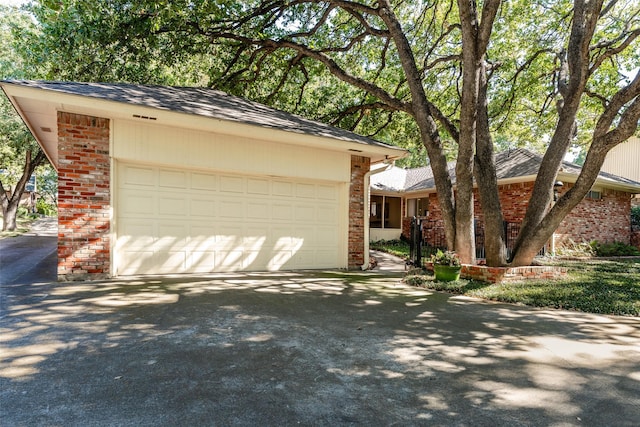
[{"left": 433, "top": 264, "right": 461, "bottom": 282}]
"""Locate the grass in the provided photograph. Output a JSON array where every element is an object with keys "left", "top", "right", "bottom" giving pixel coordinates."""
[
  {"left": 374, "top": 240, "right": 640, "bottom": 316},
  {"left": 406, "top": 259, "right": 640, "bottom": 316},
  {"left": 371, "top": 239, "right": 411, "bottom": 259}
]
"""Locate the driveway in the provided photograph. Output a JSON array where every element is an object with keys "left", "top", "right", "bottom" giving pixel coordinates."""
[{"left": 1, "top": 229, "right": 639, "bottom": 426}]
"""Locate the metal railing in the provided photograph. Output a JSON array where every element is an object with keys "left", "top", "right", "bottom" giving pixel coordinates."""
[{"left": 419, "top": 219, "right": 545, "bottom": 260}]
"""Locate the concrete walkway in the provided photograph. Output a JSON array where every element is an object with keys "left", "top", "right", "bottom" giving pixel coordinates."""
[{"left": 370, "top": 249, "right": 407, "bottom": 272}]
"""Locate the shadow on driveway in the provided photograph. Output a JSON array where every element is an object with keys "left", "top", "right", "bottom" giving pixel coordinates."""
[{"left": 1, "top": 270, "right": 639, "bottom": 426}]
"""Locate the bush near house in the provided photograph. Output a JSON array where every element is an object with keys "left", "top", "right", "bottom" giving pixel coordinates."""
[
  {"left": 632, "top": 205, "right": 640, "bottom": 230},
  {"left": 591, "top": 241, "right": 640, "bottom": 257}
]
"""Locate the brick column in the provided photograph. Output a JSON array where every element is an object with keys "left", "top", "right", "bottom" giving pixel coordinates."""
[
  {"left": 348, "top": 155, "right": 370, "bottom": 269},
  {"left": 57, "top": 112, "right": 111, "bottom": 281}
]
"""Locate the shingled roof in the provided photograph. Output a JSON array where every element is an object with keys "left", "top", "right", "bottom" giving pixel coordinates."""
[
  {"left": 2, "top": 80, "right": 402, "bottom": 151},
  {"left": 372, "top": 148, "right": 640, "bottom": 193}
]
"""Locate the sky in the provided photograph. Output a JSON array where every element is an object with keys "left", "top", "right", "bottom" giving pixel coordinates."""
[{"left": 0, "top": 0, "right": 28, "bottom": 5}]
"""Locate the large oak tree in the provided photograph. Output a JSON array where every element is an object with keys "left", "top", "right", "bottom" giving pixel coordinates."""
[{"left": 25, "top": 0, "right": 640, "bottom": 265}]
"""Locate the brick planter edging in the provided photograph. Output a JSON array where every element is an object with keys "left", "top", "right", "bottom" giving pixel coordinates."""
[{"left": 424, "top": 262, "right": 568, "bottom": 284}]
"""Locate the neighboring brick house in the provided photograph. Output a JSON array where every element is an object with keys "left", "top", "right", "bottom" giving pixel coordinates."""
[
  {"left": 1, "top": 80, "right": 406, "bottom": 280},
  {"left": 370, "top": 148, "right": 640, "bottom": 253}
]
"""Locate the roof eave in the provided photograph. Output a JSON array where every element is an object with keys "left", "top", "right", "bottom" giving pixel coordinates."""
[{"left": 0, "top": 81, "right": 407, "bottom": 168}]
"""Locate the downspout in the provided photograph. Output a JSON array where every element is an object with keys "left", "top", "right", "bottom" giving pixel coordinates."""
[{"left": 361, "top": 159, "right": 395, "bottom": 270}]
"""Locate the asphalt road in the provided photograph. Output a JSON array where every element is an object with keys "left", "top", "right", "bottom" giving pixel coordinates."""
[{"left": 0, "top": 218, "right": 58, "bottom": 313}]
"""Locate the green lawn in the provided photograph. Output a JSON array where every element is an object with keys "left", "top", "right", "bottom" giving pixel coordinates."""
[{"left": 373, "top": 240, "right": 640, "bottom": 316}]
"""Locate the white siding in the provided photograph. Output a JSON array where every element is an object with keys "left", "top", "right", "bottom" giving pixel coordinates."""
[
  {"left": 112, "top": 120, "right": 351, "bottom": 182},
  {"left": 601, "top": 136, "right": 640, "bottom": 182}
]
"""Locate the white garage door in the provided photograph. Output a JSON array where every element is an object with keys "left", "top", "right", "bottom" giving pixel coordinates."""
[{"left": 115, "top": 163, "right": 345, "bottom": 275}]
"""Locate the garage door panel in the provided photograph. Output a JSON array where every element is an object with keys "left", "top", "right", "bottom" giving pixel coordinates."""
[
  {"left": 190, "top": 223, "right": 217, "bottom": 239},
  {"left": 119, "top": 190, "right": 155, "bottom": 216},
  {"left": 216, "top": 227, "right": 244, "bottom": 249},
  {"left": 156, "top": 224, "right": 188, "bottom": 249},
  {"left": 294, "top": 205, "right": 316, "bottom": 221},
  {"left": 272, "top": 203, "right": 293, "bottom": 221},
  {"left": 119, "top": 221, "right": 156, "bottom": 247},
  {"left": 188, "top": 251, "right": 216, "bottom": 273},
  {"left": 317, "top": 184, "right": 338, "bottom": 200},
  {"left": 317, "top": 226, "right": 339, "bottom": 246},
  {"left": 191, "top": 172, "right": 217, "bottom": 191},
  {"left": 273, "top": 181, "right": 293, "bottom": 196},
  {"left": 296, "top": 183, "right": 315, "bottom": 198},
  {"left": 220, "top": 175, "right": 244, "bottom": 193},
  {"left": 190, "top": 198, "right": 216, "bottom": 217},
  {"left": 158, "top": 169, "right": 188, "bottom": 188},
  {"left": 154, "top": 251, "right": 187, "bottom": 274},
  {"left": 158, "top": 196, "right": 188, "bottom": 216},
  {"left": 293, "top": 226, "right": 316, "bottom": 241},
  {"left": 118, "top": 250, "right": 155, "bottom": 275},
  {"left": 121, "top": 165, "right": 155, "bottom": 186},
  {"left": 219, "top": 200, "right": 244, "bottom": 218},
  {"left": 244, "top": 230, "right": 267, "bottom": 247},
  {"left": 247, "top": 178, "right": 270, "bottom": 195},
  {"left": 216, "top": 250, "right": 244, "bottom": 271},
  {"left": 317, "top": 206, "right": 338, "bottom": 224},
  {"left": 247, "top": 201, "right": 271, "bottom": 220},
  {"left": 315, "top": 250, "right": 339, "bottom": 267},
  {"left": 117, "top": 163, "right": 345, "bottom": 275}
]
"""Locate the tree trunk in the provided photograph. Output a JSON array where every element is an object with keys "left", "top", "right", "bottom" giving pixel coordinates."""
[
  {"left": 510, "top": 0, "right": 640, "bottom": 266},
  {"left": 511, "top": 0, "right": 602, "bottom": 262},
  {"left": 454, "top": 0, "right": 501, "bottom": 265},
  {"left": 1, "top": 149, "right": 46, "bottom": 231},
  {"left": 379, "top": 1, "right": 458, "bottom": 250},
  {"left": 475, "top": 64, "right": 507, "bottom": 266}
]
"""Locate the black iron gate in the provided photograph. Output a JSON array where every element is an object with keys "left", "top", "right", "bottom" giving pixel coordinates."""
[
  {"left": 408, "top": 216, "right": 423, "bottom": 267},
  {"left": 421, "top": 220, "right": 545, "bottom": 260}
]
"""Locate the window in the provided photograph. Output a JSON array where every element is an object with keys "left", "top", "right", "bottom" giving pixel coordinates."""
[
  {"left": 407, "top": 197, "right": 429, "bottom": 217},
  {"left": 370, "top": 195, "right": 402, "bottom": 229},
  {"left": 586, "top": 190, "right": 602, "bottom": 200}
]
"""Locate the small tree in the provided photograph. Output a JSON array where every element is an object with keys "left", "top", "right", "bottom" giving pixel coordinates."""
[{"left": 1, "top": 5, "right": 50, "bottom": 231}]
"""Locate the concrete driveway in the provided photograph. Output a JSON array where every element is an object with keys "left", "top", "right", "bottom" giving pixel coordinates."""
[{"left": 1, "top": 227, "right": 639, "bottom": 426}]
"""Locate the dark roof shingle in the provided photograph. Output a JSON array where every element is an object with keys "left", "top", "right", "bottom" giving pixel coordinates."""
[
  {"left": 5, "top": 80, "right": 400, "bottom": 150},
  {"left": 376, "top": 148, "right": 640, "bottom": 192}
]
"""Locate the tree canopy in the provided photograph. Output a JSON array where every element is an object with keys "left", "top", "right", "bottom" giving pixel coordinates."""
[
  {"left": 1, "top": 4, "right": 50, "bottom": 231},
  {"left": 17, "top": 0, "right": 640, "bottom": 264}
]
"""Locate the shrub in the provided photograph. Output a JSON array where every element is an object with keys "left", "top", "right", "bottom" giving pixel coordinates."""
[
  {"left": 632, "top": 205, "right": 640, "bottom": 231},
  {"left": 431, "top": 249, "right": 461, "bottom": 266},
  {"left": 370, "top": 239, "right": 410, "bottom": 258},
  {"left": 591, "top": 241, "right": 640, "bottom": 257},
  {"left": 36, "top": 198, "right": 57, "bottom": 216}
]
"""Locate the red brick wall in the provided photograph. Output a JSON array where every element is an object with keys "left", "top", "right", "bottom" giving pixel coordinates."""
[
  {"left": 402, "top": 180, "right": 633, "bottom": 248},
  {"left": 556, "top": 185, "right": 632, "bottom": 245},
  {"left": 349, "top": 155, "right": 370, "bottom": 268},
  {"left": 57, "top": 112, "right": 111, "bottom": 281}
]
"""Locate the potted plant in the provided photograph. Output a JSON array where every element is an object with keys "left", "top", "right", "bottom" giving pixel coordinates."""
[{"left": 431, "top": 250, "right": 462, "bottom": 282}]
